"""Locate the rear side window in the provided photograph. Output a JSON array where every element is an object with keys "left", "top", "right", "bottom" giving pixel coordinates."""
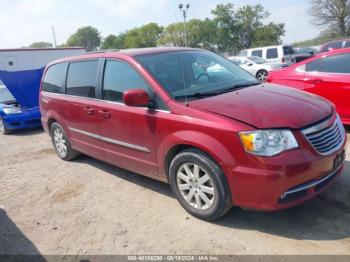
[
  {"left": 66, "top": 60, "right": 98, "bottom": 98},
  {"left": 266, "top": 48, "right": 278, "bottom": 59},
  {"left": 305, "top": 59, "right": 323, "bottom": 72},
  {"left": 103, "top": 60, "right": 152, "bottom": 102},
  {"left": 323, "top": 53, "right": 350, "bottom": 73},
  {"left": 251, "top": 50, "right": 262, "bottom": 57},
  {"left": 42, "top": 63, "right": 66, "bottom": 93}
]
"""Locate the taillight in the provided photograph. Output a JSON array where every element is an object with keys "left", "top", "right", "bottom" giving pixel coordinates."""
[{"left": 282, "top": 57, "right": 285, "bottom": 63}]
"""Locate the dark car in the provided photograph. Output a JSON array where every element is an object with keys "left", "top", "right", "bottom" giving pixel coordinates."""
[
  {"left": 294, "top": 47, "right": 319, "bottom": 63},
  {"left": 320, "top": 39, "right": 350, "bottom": 53},
  {"left": 40, "top": 47, "right": 346, "bottom": 220}
]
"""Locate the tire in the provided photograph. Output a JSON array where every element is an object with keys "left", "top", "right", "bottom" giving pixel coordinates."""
[
  {"left": 169, "top": 148, "right": 232, "bottom": 221},
  {"left": 50, "top": 122, "right": 80, "bottom": 161},
  {"left": 256, "top": 69, "right": 268, "bottom": 82},
  {"left": 0, "top": 118, "right": 12, "bottom": 135}
]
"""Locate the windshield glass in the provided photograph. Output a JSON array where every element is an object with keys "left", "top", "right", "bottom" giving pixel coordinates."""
[
  {"left": 248, "top": 56, "right": 267, "bottom": 64},
  {"left": 0, "top": 84, "right": 15, "bottom": 103},
  {"left": 136, "top": 51, "right": 259, "bottom": 100}
]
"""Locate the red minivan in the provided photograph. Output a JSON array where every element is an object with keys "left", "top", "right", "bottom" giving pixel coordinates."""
[
  {"left": 40, "top": 48, "right": 347, "bottom": 220},
  {"left": 267, "top": 48, "right": 350, "bottom": 125}
]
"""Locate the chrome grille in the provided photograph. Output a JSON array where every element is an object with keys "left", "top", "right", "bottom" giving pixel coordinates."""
[{"left": 302, "top": 114, "right": 346, "bottom": 155}]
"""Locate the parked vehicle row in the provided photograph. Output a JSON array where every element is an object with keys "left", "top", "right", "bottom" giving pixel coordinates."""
[
  {"left": 39, "top": 47, "right": 346, "bottom": 220},
  {"left": 238, "top": 45, "right": 296, "bottom": 65},
  {"left": 228, "top": 56, "right": 287, "bottom": 81}
]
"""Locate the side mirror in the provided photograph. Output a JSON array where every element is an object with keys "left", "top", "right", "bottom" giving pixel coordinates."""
[
  {"left": 246, "top": 62, "right": 253, "bottom": 66},
  {"left": 123, "top": 89, "right": 150, "bottom": 107}
]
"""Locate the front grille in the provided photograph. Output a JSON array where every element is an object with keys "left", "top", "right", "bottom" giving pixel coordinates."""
[{"left": 302, "top": 114, "right": 346, "bottom": 155}]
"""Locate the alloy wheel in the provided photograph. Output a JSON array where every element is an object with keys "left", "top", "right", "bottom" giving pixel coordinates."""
[
  {"left": 53, "top": 128, "right": 68, "bottom": 158},
  {"left": 257, "top": 70, "right": 268, "bottom": 82},
  {"left": 176, "top": 162, "right": 215, "bottom": 210}
]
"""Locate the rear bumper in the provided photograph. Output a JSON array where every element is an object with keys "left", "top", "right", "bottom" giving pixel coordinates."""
[
  {"left": 2, "top": 107, "right": 41, "bottom": 130},
  {"left": 230, "top": 144, "right": 346, "bottom": 211}
]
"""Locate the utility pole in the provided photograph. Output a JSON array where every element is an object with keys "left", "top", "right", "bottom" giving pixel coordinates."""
[
  {"left": 52, "top": 26, "right": 57, "bottom": 48},
  {"left": 178, "top": 4, "right": 190, "bottom": 47}
]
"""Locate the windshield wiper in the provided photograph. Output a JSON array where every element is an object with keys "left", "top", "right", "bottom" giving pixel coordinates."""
[
  {"left": 174, "top": 81, "right": 261, "bottom": 100},
  {"left": 174, "top": 91, "right": 221, "bottom": 100},
  {"left": 218, "top": 81, "right": 261, "bottom": 94}
]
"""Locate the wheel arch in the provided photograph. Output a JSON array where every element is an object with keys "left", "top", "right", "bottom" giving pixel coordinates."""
[{"left": 159, "top": 131, "right": 236, "bottom": 181}]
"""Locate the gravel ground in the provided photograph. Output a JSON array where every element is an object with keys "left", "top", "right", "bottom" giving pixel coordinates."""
[{"left": 0, "top": 127, "right": 349, "bottom": 255}]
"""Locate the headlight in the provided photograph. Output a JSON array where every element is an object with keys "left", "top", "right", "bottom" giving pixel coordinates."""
[
  {"left": 3, "top": 107, "right": 22, "bottom": 114},
  {"left": 239, "top": 129, "right": 298, "bottom": 156}
]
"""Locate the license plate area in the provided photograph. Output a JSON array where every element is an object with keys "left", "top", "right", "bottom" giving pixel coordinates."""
[{"left": 334, "top": 150, "right": 345, "bottom": 170}]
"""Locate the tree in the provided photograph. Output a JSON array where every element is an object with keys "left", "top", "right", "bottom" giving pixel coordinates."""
[
  {"left": 66, "top": 26, "right": 101, "bottom": 52},
  {"left": 29, "top": 42, "right": 53, "bottom": 48},
  {"left": 211, "top": 3, "right": 240, "bottom": 53},
  {"left": 211, "top": 3, "right": 285, "bottom": 53},
  {"left": 101, "top": 33, "right": 126, "bottom": 50},
  {"left": 101, "top": 35, "right": 117, "bottom": 49},
  {"left": 157, "top": 22, "right": 185, "bottom": 47},
  {"left": 308, "top": 0, "right": 350, "bottom": 36},
  {"left": 253, "top": 23, "right": 285, "bottom": 47},
  {"left": 158, "top": 19, "right": 217, "bottom": 50},
  {"left": 124, "top": 23, "right": 163, "bottom": 48},
  {"left": 235, "top": 4, "right": 269, "bottom": 48}
]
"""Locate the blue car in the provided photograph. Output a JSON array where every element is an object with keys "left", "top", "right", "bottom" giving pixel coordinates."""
[
  {"left": 0, "top": 47, "right": 86, "bottom": 135},
  {"left": 0, "top": 84, "right": 41, "bottom": 134}
]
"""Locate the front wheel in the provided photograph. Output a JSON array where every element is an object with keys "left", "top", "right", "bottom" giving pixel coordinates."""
[
  {"left": 0, "top": 118, "right": 12, "bottom": 135},
  {"left": 169, "top": 149, "right": 232, "bottom": 221},
  {"left": 256, "top": 69, "right": 268, "bottom": 82}
]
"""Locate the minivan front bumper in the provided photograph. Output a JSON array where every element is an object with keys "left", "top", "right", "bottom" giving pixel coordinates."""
[{"left": 229, "top": 142, "right": 346, "bottom": 211}]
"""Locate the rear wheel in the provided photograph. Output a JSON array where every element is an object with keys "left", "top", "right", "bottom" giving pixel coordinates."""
[
  {"left": 256, "top": 69, "right": 268, "bottom": 82},
  {"left": 50, "top": 122, "right": 79, "bottom": 161},
  {"left": 0, "top": 118, "right": 12, "bottom": 135},
  {"left": 169, "top": 149, "right": 232, "bottom": 221}
]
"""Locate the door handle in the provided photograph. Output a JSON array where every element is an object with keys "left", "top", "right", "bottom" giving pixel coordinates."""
[
  {"left": 306, "top": 78, "right": 323, "bottom": 85},
  {"left": 99, "top": 110, "right": 111, "bottom": 119},
  {"left": 84, "top": 106, "right": 95, "bottom": 115}
]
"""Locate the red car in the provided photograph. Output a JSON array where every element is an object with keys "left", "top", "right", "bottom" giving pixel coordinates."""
[
  {"left": 39, "top": 48, "right": 346, "bottom": 220},
  {"left": 267, "top": 48, "right": 350, "bottom": 125}
]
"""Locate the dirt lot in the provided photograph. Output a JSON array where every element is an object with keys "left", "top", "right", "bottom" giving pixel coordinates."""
[{"left": 0, "top": 128, "right": 350, "bottom": 255}]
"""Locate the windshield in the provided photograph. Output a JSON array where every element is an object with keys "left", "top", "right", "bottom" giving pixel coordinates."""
[
  {"left": 136, "top": 51, "right": 259, "bottom": 100},
  {"left": 248, "top": 56, "right": 267, "bottom": 64},
  {"left": 0, "top": 85, "right": 15, "bottom": 103}
]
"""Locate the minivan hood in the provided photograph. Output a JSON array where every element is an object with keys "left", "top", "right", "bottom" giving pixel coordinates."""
[{"left": 189, "top": 84, "right": 333, "bottom": 129}]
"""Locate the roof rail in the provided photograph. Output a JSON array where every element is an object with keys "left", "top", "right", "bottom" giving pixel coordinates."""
[{"left": 87, "top": 49, "right": 119, "bottom": 54}]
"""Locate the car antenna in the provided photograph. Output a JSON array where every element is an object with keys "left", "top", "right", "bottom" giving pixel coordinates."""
[{"left": 180, "top": 53, "right": 189, "bottom": 107}]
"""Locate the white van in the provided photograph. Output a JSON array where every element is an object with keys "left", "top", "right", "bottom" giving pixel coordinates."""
[{"left": 238, "top": 45, "right": 295, "bottom": 65}]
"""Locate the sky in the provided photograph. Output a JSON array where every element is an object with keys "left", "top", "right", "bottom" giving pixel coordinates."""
[{"left": 0, "top": 0, "right": 321, "bottom": 48}]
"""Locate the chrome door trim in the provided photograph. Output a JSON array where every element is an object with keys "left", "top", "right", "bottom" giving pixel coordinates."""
[
  {"left": 68, "top": 127, "right": 150, "bottom": 153},
  {"left": 41, "top": 91, "right": 171, "bottom": 113}
]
